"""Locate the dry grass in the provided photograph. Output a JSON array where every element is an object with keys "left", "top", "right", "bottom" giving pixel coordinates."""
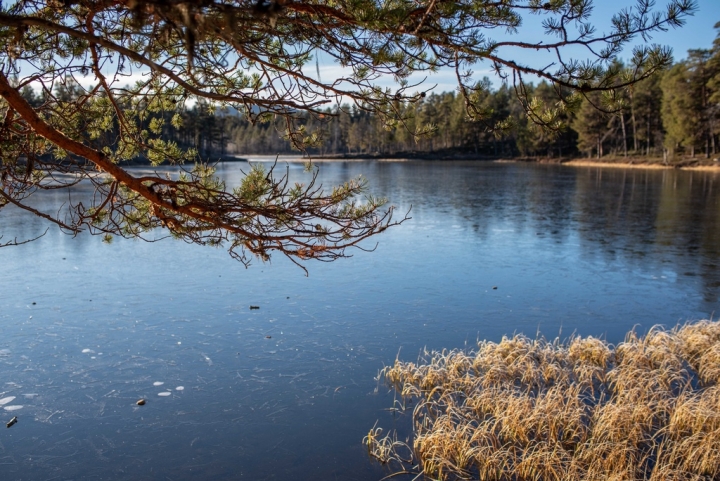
[
  {"left": 367, "top": 321, "right": 720, "bottom": 481},
  {"left": 563, "top": 160, "right": 672, "bottom": 169}
]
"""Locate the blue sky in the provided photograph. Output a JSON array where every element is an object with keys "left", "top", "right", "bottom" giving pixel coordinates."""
[
  {"left": 594, "top": 0, "right": 719, "bottom": 60},
  {"left": 64, "top": 1, "right": 720, "bottom": 101},
  {"left": 372, "top": 0, "right": 720, "bottom": 94}
]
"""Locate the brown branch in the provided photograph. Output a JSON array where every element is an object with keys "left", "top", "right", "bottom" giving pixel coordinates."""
[
  {"left": 0, "top": 13, "right": 327, "bottom": 112},
  {"left": 0, "top": 188, "right": 79, "bottom": 233},
  {"left": 0, "top": 71, "right": 240, "bottom": 237},
  {"left": 0, "top": 71, "right": 401, "bottom": 265},
  {"left": 0, "top": 229, "right": 49, "bottom": 247}
]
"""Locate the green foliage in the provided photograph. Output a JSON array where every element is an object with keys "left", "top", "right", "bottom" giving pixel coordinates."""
[
  {"left": 661, "top": 63, "right": 697, "bottom": 154},
  {"left": 573, "top": 92, "right": 611, "bottom": 158},
  {"left": 0, "top": 0, "right": 703, "bottom": 259}
]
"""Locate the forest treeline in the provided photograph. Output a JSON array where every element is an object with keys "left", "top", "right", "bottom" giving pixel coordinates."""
[
  {"left": 226, "top": 24, "right": 720, "bottom": 161},
  {"left": 19, "top": 25, "right": 720, "bottom": 163}
]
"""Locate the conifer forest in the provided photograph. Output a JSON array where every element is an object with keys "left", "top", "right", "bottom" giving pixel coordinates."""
[{"left": 21, "top": 24, "right": 716, "bottom": 163}]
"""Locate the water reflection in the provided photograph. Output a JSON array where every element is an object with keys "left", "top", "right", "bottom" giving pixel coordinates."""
[
  {"left": 0, "top": 160, "right": 718, "bottom": 480},
  {"left": 571, "top": 167, "right": 720, "bottom": 305},
  {"left": 313, "top": 161, "right": 720, "bottom": 308}
]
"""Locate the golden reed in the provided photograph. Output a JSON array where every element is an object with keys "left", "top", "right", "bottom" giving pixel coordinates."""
[{"left": 366, "top": 321, "right": 720, "bottom": 480}]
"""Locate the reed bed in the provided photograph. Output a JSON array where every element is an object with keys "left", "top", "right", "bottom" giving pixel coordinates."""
[{"left": 365, "top": 321, "right": 720, "bottom": 480}]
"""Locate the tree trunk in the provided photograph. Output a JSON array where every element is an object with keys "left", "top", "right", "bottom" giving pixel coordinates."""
[
  {"left": 596, "top": 137, "right": 600, "bottom": 159},
  {"left": 620, "top": 112, "right": 628, "bottom": 157},
  {"left": 631, "top": 102, "right": 638, "bottom": 153},
  {"left": 706, "top": 133, "right": 710, "bottom": 159}
]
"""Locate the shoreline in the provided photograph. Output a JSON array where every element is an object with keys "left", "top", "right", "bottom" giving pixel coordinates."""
[
  {"left": 223, "top": 153, "right": 720, "bottom": 171},
  {"left": 556, "top": 158, "right": 720, "bottom": 171},
  {"left": 504, "top": 154, "right": 720, "bottom": 171}
]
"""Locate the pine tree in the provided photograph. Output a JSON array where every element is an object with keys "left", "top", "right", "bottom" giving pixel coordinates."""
[
  {"left": 705, "top": 23, "right": 720, "bottom": 157},
  {"left": 630, "top": 74, "right": 665, "bottom": 157},
  {"left": 0, "top": 0, "right": 696, "bottom": 262},
  {"left": 573, "top": 92, "right": 612, "bottom": 158},
  {"left": 662, "top": 63, "right": 701, "bottom": 159}
]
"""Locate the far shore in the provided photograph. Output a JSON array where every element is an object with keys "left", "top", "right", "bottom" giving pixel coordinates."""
[
  {"left": 220, "top": 153, "right": 720, "bottom": 171},
  {"left": 552, "top": 157, "right": 720, "bottom": 171}
]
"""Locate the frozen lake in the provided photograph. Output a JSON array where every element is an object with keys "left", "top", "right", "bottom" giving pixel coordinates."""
[{"left": 1, "top": 160, "right": 719, "bottom": 479}]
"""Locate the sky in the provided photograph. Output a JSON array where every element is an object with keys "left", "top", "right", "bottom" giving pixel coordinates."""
[
  {"left": 31, "top": 0, "right": 720, "bottom": 102},
  {"left": 383, "top": 0, "right": 720, "bottom": 94},
  {"left": 590, "top": 0, "right": 719, "bottom": 60}
]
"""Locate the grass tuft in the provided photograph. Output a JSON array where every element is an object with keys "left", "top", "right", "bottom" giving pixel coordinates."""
[{"left": 368, "top": 321, "right": 720, "bottom": 480}]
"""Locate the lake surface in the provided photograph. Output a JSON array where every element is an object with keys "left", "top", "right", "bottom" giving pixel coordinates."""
[{"left": 1, "top": 160, "right": 719, "bottom": 480}]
